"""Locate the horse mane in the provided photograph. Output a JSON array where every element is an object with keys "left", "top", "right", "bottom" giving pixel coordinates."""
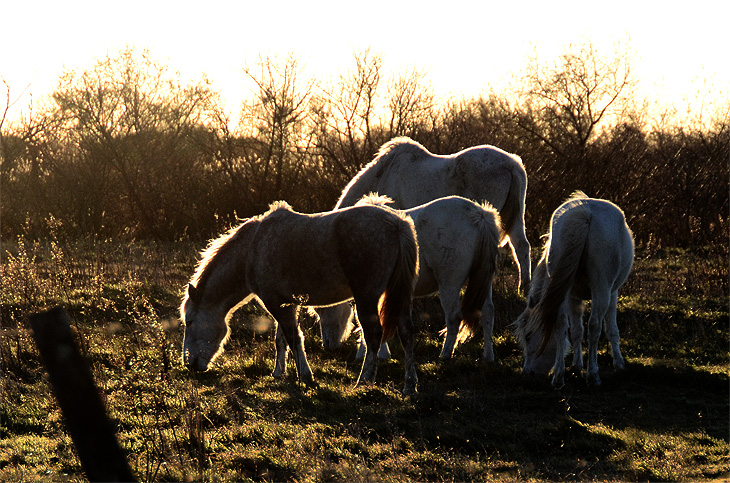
[
  {"left": 190, "top": 225, "right": 242, "bottom": 290},
  {"left": 336, "top": 137, "right": 431, "bottom": 208},
  {"left": 189, "top": 200, "right": 296, "bottom": 293},
  {"left": 374, "top": 137, "right": 430, "bottom": 177},
  {"left": 355, "top": 193, "right": 395, "bottom": 208},
  {"left": 266, "top": 200, "right": 294, "bottom": 214},
  {"left": 566, "top": 190, "right": 589, "bottom": 202},
  {"left": 375, "top": 136, "right": 429, "bottom": 159}
]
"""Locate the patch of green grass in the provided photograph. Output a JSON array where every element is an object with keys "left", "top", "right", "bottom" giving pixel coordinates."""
[{"left": 1, "top": 238, "right": 728, "bottom": 482}]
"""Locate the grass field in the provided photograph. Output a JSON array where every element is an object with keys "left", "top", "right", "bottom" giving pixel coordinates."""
[{"left": 1, "top": 235, "right": 728, "bottom": 482}]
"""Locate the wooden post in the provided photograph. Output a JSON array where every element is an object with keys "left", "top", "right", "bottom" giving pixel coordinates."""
[{"left": 30, "top": 307, "right": 136, "bottom": 482}]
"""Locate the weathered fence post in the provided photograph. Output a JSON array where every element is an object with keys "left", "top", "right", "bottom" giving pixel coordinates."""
[{"left": 30, "top": 306, "right": 136, "bottom": 482}]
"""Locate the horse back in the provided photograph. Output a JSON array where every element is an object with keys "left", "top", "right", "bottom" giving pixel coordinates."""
[
  {"left": 332, "top": 206, "right": 416, "bottom": 291},
  {"left": 337, "top": 142, "right": 525, "bottom": 212},
  {"left": 246, "top": 209, "right": 353, "bottom": 305}
]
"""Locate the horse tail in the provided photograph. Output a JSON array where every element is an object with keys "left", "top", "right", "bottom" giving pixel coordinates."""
[
  {"left": 379, "top": 215, "right": 419, "bottom": 344},
  {"left": 497, "top": 161, "right": 527, "bottom": 247},
  {"left": 458, "top": 204, "right": 502, "bottom": 342},
  {"left": 535, "top": 204, "right": 592, "bottom": 354}
]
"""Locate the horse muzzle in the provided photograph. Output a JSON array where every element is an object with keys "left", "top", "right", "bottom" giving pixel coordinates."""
[{"left": 183, "top": 351, "right": 210, "bottom": 372}]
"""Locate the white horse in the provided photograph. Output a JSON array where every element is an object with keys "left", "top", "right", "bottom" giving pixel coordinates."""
[
  {"left": 514, "top": 192, "right": 634, "bottom": 387},
  {"left": 319, "top": 195, "right": 502, "bottom": 361},
  {"left": 336, "top": 137, "right": 531, "bottom": 293},
  {"left": 180, "top": 201, "right": 420, "bottom": 394}
]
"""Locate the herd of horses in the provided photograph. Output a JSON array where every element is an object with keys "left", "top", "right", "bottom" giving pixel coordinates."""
[{"left": 181, "top": 137, "right": 634, "bottom": 395}]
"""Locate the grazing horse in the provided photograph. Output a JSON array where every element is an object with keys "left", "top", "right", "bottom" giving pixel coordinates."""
[
  {"left": 514, "top": 192, "right": 634, "bottom": 387},
  {"left": 180, "top": 201, "right": 420, "bottom": 394},
  {"left": 319, "top": 195, "right": 502, "bottom": 361},
  {"left": 336, "top": 137, "right": 530, "bottom": 293}
]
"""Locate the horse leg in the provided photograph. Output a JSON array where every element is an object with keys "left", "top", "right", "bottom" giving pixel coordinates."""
[
  {"left": 267, "top": 304, "right": 315, "bottom": 387},
  {"left": 568, "top": 297, "right": 585, "bottom": 373},
  {"left": 438, "top": 285, "right": 462, "bottom": 360},
  {"left": 356, "top": 337, "right": 391, "bottom": 361},
  {"left": 604, "top": 290, "right": 625, "bottom": 371},
  {"left": 354, "top": 300, "right": 382, "bottom": 385},
  {"left": 355, "top": 310, "right": 391, "bottom": 361},
  {"left": 397, "top": 310, "right": 418, "bottom": 395},
  {"left": 355, "top": 335, "right": 366, "bottom": 360},
  {"left": 550, "top": 304, "right": 570, "bottom": 388},
  {"left": 586, "top": 292, "right": 610, "bottom": 387},
  {"left": 273, "top": 323, "right": 288, "bottom": 378},
  {"left": 481, "top": 284, "right": 495, "bottom": 362},
  {"left": 378, "top": 342, "right": 392, "bottom": 360},
  {"left": 508, "top": 223, "right": 532, "bottom": 295}
]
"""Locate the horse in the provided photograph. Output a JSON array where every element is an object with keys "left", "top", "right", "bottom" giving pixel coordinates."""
[
  {"left": 513, "top": 192, "right": 634, "bottom": 387},
  {"left": 180, "top": 201, "right": 420, "bottom": 394},
  {"left": 335, "top": 137, "right": 531, "bottom": 294},
  {"left": 319, "top": 194, "right": 502, "bottom": 361}
]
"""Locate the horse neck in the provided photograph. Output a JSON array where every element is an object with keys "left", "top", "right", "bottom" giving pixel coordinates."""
[
  {"left": 336, "top": 162, "right": 382, "bottom": 208},
  {"left": 197, "top": 224, "right": 256, "bottom": 314},
  {"left": 198, "top": 271, "right": 251, "bottom": 316}
]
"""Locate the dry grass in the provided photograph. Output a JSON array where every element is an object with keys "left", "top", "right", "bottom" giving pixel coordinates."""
[{"left": 1, "top": 235, "right": 727, "bottom": 482}]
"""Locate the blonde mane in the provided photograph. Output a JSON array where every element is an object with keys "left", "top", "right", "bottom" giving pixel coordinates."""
[
  {"left": 355, "top": 193, "right": 395, "bottom": 208},
  {"left": 190, "top": 201, "right": 295, "bottom": 291}
]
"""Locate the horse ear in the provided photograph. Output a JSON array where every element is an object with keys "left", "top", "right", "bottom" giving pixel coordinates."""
[{"left": 187, "top": 283, "right": 200, "bottom": 303}]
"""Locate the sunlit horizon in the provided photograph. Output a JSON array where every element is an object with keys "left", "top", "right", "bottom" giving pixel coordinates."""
[{"left": 3, "top": 0, "right": 728, "bottom": 127}]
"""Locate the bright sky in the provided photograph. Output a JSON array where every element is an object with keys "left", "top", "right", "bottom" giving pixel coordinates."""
[{"left": 2, "top": 0, "right": 728, "bottom": 124}]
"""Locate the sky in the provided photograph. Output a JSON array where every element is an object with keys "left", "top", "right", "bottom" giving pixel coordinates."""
[{"left": 2, "top": 0, "right": 728, "bottom": 125}]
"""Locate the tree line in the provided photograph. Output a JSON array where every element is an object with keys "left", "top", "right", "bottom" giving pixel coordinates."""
[{"left": 1, "top": 44, "right": 728, "bottom": 247}]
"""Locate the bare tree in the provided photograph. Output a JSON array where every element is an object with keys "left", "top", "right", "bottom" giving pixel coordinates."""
[
  {"left": 514, "top": 38, "right": 636, "bottom": 161},
  {"left": 314, "top": 48, "right": 383, "bottom": 179},
  {"left": 240, "top": 53, "right": 318, "bottom": 210},
  {"left": 50, "top": 47, "right": 219, "bottom": 238},
  {"left": 385, "top": 66, "right": 435, "bottom": 139},
  {"left": 0, "top": 77, "right": 33, "bottom": 168},
  {"left": 0, "top": 78, "right": 67, "bottom": 238}
]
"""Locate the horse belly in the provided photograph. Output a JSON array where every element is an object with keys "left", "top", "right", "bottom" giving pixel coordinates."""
[
  {"left": 297, "top": 276, "right": 354, "bottom": 307},
  {"left": 278, "top": 260, "right": 353, "bottom": 307}
]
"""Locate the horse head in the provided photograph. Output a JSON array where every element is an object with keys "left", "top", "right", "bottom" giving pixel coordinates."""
[
  {"left": 514, "top": 260, "right": 560, "bottom": 376},
  {"left": 515, "top": 308, "right": 560, "bottom": 376},
  {"left": 181, "top": 283, "right": 231, "bottom": 371}
]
